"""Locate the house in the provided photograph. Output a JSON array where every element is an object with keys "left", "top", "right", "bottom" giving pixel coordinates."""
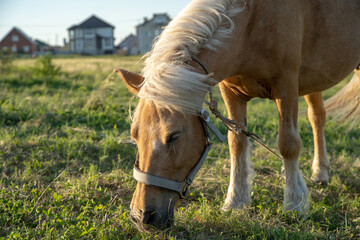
[
  {"left": 117, "top": 34, "right": 137, "bottom": 55},
  {"left": 35, "top": 39, "right": 50, "bottom": 53},
  {"left": 35, "top": 39, "right": 64, "bottom": 55},
  {"left": 0, "top": 27, "right": 36, "bottom": 54},
  {"left": 68, "top": 15, "right": 115, "bottom": 55},
  {"left": 136, "top": 13, "right": 171, "bottom": 54}
]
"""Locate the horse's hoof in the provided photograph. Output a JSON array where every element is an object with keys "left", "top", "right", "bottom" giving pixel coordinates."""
[
  {"left": 222, "top": 200, "right": 248, "bottom": 212},
  {"left": 222, "top": 203, "right": 242, "bottom": 212},
  {"left": 312, "top": 171, "right": 329, "bottom": 186},
  {"left": 283, "top": 200, "right": 309, "bottom": 215}
]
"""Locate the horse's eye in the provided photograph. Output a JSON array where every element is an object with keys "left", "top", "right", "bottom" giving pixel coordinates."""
[{"left": 166, "top": 132, "right": 182, "bottom": 144}]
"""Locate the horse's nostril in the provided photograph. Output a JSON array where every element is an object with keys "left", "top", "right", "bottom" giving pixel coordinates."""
[
  {"left": 131, "top": 208, "right": 174, "bottom": 232},
  {"left": 142, "top": 211, "right": 155, "bottom": 225}
]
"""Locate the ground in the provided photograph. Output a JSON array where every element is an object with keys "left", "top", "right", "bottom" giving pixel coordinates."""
[{"left": 0, "top": 55, "right": 359, "bottom": 239}]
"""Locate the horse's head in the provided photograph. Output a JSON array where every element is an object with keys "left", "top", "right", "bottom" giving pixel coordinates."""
[{"left": 116, "top": 68, "right": 208, "bottom": 232}]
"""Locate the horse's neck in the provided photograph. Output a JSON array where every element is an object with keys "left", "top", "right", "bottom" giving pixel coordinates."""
[{"left": 196, "top": 10, "right": 250, "bottom": 82}]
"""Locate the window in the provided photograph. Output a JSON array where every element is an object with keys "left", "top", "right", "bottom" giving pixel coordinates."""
[
  {"left": 105, "top": 38, "right": 111, "bottom": 47},
  {"left": 85, "top": 28, "right": 94, "bottom": 35},
  {"left": 85, "top": 39, "right": 94, "bottom": 49},
  {"left": 70, "top": 42, "right": 75, "bottom": 51},
  {"left": 76, "top": 29, "right": 83, "bottom": 37},
  {"left": 154, "top": 16, "right": 166, "bottom": 24},
  {"left": 154, "top": 28, "right": 161, "bottom": 37},
  {"left": 12, "top": 35, "right": 19, "bottom": 42},
  {"left": 76, "top": 41, "right": 83, "bottom": 50},
  {"left": 23, "top": 46, "right": 30, "bottom": 52},
  {"left": 146, "top": 30, "right": 151, "bottom": 37},
  {"left": 11, "top": 45, "right": 17, "bottom": 52}
]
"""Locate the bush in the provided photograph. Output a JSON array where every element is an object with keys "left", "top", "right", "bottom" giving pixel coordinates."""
[
  {"left": 0, "top": 51, "right": 14, "bottom": 74},
  {"left": 33, "top": 53, "right": 61, "bottom": 78}
]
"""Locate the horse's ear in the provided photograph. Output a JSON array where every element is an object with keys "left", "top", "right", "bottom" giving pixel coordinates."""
[{"left": 114, "top": 68, "right": 145, "bottom": 95}]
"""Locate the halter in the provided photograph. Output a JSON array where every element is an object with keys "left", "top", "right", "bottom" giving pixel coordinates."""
[
  {"left": 132, "top": 56, "right": 282, "bottom": 199},
  {"left": 133, "top": 109, "right": 225, "bottom": 198}
]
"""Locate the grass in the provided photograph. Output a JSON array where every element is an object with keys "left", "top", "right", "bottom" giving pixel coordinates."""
[{"left": 0, "top": 55, "right": 359, "bottom": 239}]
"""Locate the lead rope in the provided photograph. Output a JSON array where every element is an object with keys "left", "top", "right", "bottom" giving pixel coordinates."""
[
  {"left": 205, "top": 95, "right": 284, "bottom": 161},
  {"left": 192, "top": 56, "right": 284, "bottom": 160}
]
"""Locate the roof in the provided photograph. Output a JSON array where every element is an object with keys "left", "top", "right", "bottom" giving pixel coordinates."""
[
  {"left": 68, "top": 15, "right": 114, "bottom": 30},
  {"left": 35, "top": 39, "right": 50, "bottom": 47},
  {"left": 136, "top": 13, "right": 171, "bottom": 28},
  {"left": 0, "top": 26, "right": 35, "bottom": 44},
  {"left": 117, "top": 34, "right": 136, "bottom": 48}
]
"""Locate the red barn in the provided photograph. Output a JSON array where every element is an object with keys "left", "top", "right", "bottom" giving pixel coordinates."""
[{"left": 0, "top": 27, "right": 36, "bottom": 54}]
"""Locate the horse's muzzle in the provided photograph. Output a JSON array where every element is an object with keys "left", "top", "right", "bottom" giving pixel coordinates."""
[{"left": 130, "top": 208, "right": 174, "bottom": 233}]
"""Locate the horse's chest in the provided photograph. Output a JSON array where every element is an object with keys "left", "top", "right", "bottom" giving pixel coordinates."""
[{"left": 224, "top": 76, "right": 275, "bottom": 100}]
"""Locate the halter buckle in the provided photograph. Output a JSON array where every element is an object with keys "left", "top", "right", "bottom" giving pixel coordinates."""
[
  {"left": 180, "top": 182, "right": 190, "bottom": 199},
  {"left": 201, "top": 109, "right": 210, "bottom": 122}
]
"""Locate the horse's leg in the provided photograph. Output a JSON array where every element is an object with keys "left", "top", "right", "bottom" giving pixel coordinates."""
[
  {"left": 219, "top": 82, "right": 253, "bottom": 211},
  {"left": 304, "top": 92, "right": 329, "bottom": 185},
  {"left": 275, "top": 92, "right": 309, "bottom": 213}
]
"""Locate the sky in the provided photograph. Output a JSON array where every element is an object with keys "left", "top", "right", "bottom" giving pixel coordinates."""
[{"left": 0, "top": 0, "right": 192, "bottom": 46}]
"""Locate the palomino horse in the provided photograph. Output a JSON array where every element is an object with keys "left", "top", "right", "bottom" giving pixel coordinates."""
[{"left": 116, "top": 0, "right": 360, "bottom": 232}]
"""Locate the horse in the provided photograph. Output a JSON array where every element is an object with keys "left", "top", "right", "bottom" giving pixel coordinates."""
[{"left": 115, "top": 0, "right": 360, "bottom": 232}]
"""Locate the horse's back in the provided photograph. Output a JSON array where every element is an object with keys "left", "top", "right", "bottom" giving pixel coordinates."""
[
  {"left": 298, "top": 0, "right": 360, "bottom": 94},
  {"left": 230, "top": 0, "right": 360, "bottom": 98}
]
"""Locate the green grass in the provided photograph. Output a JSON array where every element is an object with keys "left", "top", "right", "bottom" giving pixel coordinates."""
[{"left": 0, "top": 55, "right": 359, "bottom": 239}]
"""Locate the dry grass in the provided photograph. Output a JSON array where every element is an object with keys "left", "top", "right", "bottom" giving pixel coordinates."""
[
  {"left": 14, "top": 55, "right": 144, "bottom": 74},
  {"left": 1, "top": 55, "right": 359, "bottom": 239}
]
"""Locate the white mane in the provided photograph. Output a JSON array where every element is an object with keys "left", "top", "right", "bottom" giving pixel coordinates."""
[{"left": 139, "top": 0, "right": 245, "bottom": 114}]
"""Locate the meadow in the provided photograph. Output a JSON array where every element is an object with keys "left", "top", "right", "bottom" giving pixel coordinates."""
[{"left": 0, "top": 54, "right": 359, "bottom": 239}]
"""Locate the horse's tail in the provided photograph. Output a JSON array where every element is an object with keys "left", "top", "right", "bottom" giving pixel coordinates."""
[{"left": 324, "top": 70, "right": 360, "bottom": 127}]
